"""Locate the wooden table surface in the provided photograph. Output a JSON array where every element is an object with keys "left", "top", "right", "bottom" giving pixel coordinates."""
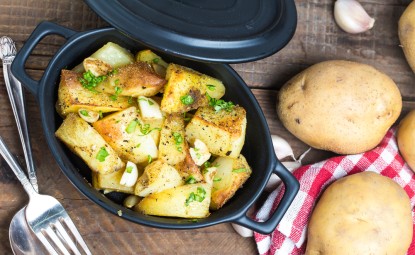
[{"left": 0, "top": 0, "right": 414, "bottom": 254}]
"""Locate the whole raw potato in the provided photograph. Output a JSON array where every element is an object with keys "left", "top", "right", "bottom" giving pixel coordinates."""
[
  {"left": 397, "top": 110, "right": 415, "bottom": 171},
  {"left": 399, "top": 1, "right": 415, "bottom": 73},
  {"left": 277, "top": 60, "right": 402, "bottom": 154},
  {"left": 306, "top": 172, "right": 413, "bottom": 255}
]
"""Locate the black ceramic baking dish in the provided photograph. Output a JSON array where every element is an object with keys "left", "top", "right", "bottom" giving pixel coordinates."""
[{"left": 11, "top": 21, "right": 299, "bottom": 234}]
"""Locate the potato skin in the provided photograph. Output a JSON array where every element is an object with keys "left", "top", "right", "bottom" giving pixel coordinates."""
[
  {"left": 397, "top": 110, "right": 415, "bottom": 171},
  {"left": 306, "top": 172, "right": 413, "bottom": 255},
  {"left": 277, "top": 60, "right": 402, "bottom": 154},
  {"left": 399, "top": 1, "right": 415, "bottom": 73}
]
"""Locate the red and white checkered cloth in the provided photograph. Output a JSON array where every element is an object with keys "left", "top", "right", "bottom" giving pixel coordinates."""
[{"left": 254, "top": 127, "right": 415, "bottom": 255}]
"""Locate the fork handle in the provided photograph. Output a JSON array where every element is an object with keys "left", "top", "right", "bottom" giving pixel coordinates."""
[
  {"left": 0, "top": 137, "right": 37, "bottom": 197},
  {"left": 2, "top": 53, "right": 38, "bottom": 193}
]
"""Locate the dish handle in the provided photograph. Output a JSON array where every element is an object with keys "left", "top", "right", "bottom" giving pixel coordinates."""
[
  {"left": 232, "top": 160, "right": 299, "bottom": 234},
  {"left": 11, "top": 21, "right": 76, "bottom": 98}
]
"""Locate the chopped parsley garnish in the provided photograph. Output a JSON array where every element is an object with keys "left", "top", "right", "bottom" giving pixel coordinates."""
[
  {"left": 110, "top": 86, "right": 122, "bottom": 101},
  {"left": 185, "top": 176, "right": 197, "bottom": 184},
  {"left": 206, "top": 84, "right": 216, "bottom": 91},
  {"left": 79, "top": 70, "right": 106, "bottom": 92},
  {"left": 125, "top": 166, "right": 133, "bottom": 173},
  {"left": 180, "top": 94, "right": 194, "bottom": 105},
  {"left": 79, "top": 110, "right": 89, "bottom": 117},
  {"left": 207, "top": 94, "right": 234, "bottom": 112},
  {"left": 232, "top": 168, "right": 248, "bottom": 173},
  {"left": 173, "top": 132, "right": 183, "bottom": 152},
  {"left": 96, "top": 147, "right": 109, "bottom": 162},
  {"left": 185, "top": 187, "right": 206, "bottom": 206}
]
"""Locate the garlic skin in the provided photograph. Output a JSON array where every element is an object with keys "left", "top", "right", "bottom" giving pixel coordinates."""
[{"left": 334, "top": 0, "right": 375, "bottom": 34}]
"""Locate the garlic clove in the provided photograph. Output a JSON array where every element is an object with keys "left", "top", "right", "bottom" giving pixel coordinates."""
[
  {"left": 334, "top": 0, "right": 375, "bottom": 34},
  {"left": 120, "top": 161, "right": 139, "bottom": 187},
  {"left": 271, "top": 135, "right": 295, "bottom": 160}
]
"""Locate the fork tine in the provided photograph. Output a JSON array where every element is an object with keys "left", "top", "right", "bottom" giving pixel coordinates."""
[
  {"left": 62, "top": 215, "right": 92, "bottom": 255},
  {"left": 45, "top": 226, "right": 71, "bottom": 255},
  {"left": 54, "top": 219, "right": 82, "bottom": 255},
  {"left": 34, "top": 231, "right": 59, "bottom": 255}
]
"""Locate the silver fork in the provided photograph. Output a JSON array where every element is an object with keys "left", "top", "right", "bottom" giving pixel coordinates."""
[{"left": 0, "top": 137, "right": 92, "bottom": 255}]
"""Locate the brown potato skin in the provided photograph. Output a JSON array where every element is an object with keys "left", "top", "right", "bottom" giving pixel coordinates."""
[
  {"left": 397, "top": 110, "right": 415, "bottom": 171},
  {"left": 306, "top": 172, "right": 413, "bottom": 255},
  {"left": 399, "top": 1, "right": 415, "bottom": 73},
  {"left": 277, "top": 60, "right": 402, "bottom": 154}
]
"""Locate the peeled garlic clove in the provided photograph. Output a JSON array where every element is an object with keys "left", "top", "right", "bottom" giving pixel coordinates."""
[
  {"left": 271, "top": 135, "right": 295, "bottom": 160},
  {"left": 120, "top": 161, "right": 139, "bottom": 187},
  {"left": 78, "top": 108, "right": 100, "bottom": 123},
  {"left": 334, "top": 0, "right": 375, "bottom": 34}
]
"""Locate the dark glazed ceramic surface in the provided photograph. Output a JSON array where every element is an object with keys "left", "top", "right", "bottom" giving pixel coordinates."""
[{"left": 84, "top": 0, "right": 297, "bottom": 63}]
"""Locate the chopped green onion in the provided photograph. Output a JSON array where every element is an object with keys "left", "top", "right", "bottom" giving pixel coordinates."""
[
  {"left": 96, "top": 147, "right": 109, "bottom": 162},
  {"left": 232, "top": 168, "right": 248, "bottom": 173},
  {"left": 213, "top": 177, "right": 222, "bottom": 182},
  {"left": 79, "top": 70, "right": 106, "bottom": 92},
  {"left": 206, "top": 84, "right": 216, "bottom": 91},
  {"left": 180, "top": 94, "right": 194, "bottom": 105},
  {"left": 147, "top": 155, "right": 153, "bottom": 164},
  {"left": 186, "top": 176, "right": 197, "bottom": 184},
  {"left": 139, "top": 97, "right": 154, "bottom": 105},
  {"left": 207, "top": 94, "right": 234, "bottom": 112},
  {"left": 110, "top": 86, "right": 122, "bottom": 101},
  {"left": 79, "top": 110, "right": 89, "bottom": 117},
  {"left": 152, "top": 58, "right": 160, "bottom": 64},
  {"left": 125, "top": 166, "right": 133, "bottom": 173},
  {"left": 173, "top": 132, "right": 183, "bottom": 152},
  {"left": 185, "top": 187, "right": 206, "bottom": 206},
  {"left": 126, "top": 119, "right": 138, "bottom": 134},
  {"left": 98, "top": 110, "right": 103, "bottom": 119}
]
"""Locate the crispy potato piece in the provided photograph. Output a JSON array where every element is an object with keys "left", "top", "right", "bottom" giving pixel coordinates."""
[
  {"left": 73, "top": 42, "right": 134, "bottom": 73},
  {"left": 95, "top": 62, "right": 166, "bottom": 97},
  {"left": 56, "top": 70, "right": 133, "bottom": 116},
  {"left": 83, "top": 57, "right": 113, "bottom": 76},
  {"left": 158, "top": 114, "right": 187, "bottom": 165},
  {"left": 185, "top": 106, "right": 246, "bottom": 158},
  {"left": 135, "top": 182, "right": 211, "bottom": 218},
  {"left": 91, "top": 169, "right": 136, "bottom": 194},
  {"left": 160, "top": 64, "right": 210, "bottom": 113},
  {"left": 55, "top": 113, "right": 124, "bottom": 174},
  {"left": 134, "top": 160, "right": 184, "bottom": 197},
  {"left": 136, "top": 49, "right": 168, "bottom": 77},
  {"left": 92, "top": 107, "right": 159, "bottom": 165},
  {"left": 210, "top": 154, "right": 251, "bottom": 210}
]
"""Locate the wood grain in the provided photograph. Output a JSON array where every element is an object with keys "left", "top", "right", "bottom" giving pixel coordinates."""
[{"left": 0, "top": 0, "right": 414, "bottom": 254}]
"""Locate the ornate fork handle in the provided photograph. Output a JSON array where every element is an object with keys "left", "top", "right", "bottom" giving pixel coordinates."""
[{"left": 0, "top": 36, "right": 38, "bottom": 192}]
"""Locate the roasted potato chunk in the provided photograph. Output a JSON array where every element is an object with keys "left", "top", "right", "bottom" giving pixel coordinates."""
[
  {"left": 210, "top": 155, "right": 251, "bottom": 210},
  {"left": 158, "top": 114, "right": 187, "bottom": 165},
  {"left": 92, "top": 107, "right": 159, "bottom": 165},
  {"left": 83, "top": 57, "right": 113, "bottom": 76},
  {"left": 56, "top": 70, "right": 133, "bottom": 116},
  {"left": 185, "top": 105, "right": 246, "bottom": 158},
  {"left": 134, "top": 160, "right": 184, "bottom": 197},
  {"left": 92, "top": 169, "right": 135, "bottom": 194},
  {"left": 55, "top": 113, "right": 124, "bottom": 174},
  {"left": 136, "top": 182, "right": 212, "bottom": 218},
  {"left": 73, "top": 42, "right": 134, "bottom": 73},
  {"left": 160, "top": 64, "right": 210, "bottom": 113},
  {"left": 95, "top": 62, "right": 166, "bottom": 97},
  {"left": 136, "top": 49, "right": 168, "bottom": 77}
]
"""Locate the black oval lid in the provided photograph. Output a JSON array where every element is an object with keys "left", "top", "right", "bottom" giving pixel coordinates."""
[{"left": 84, "top": 0, "right": 297, "bottom": 63}]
